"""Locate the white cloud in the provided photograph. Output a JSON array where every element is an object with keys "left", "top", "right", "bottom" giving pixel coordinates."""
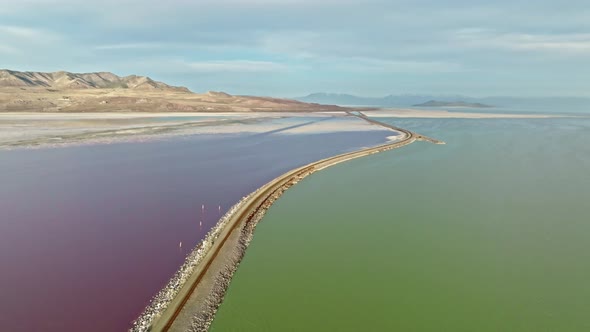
[
  {"left": 185, "top": 60, "right": 291, "bottom": 73},
  {"left": 0, "top": 44, "right": 19, "bottom": 54},
  {"left": 93, "top": 41, "right": 246, "bottom": 53},
  {"left": 0, "top": 0, "right": 362, "bottom": 7},
  {"left": 0, "top": 25, "right": 61, "bottom": 43},
  {"left": 259, "top": 31, "right": 320, "bottom": 59},
  {"left": 508, "top": 34, "right": 590, "bottom": 53},
  {"left": 453, "top": 28, "right": 590, "bottom": 55},
  {"left": 94, "top": 43, "right": 168, "bottom": 50},
  {"left": 1, "top": 0, "right": 589, "bottom": 96},
  {"left": 320, "top": 57, "right": 465, "bottom": 74}
]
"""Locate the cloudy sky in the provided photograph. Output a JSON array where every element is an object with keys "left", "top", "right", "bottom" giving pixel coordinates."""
[{"left": 1, "top": 0, "right": 589, "bottom": 96}]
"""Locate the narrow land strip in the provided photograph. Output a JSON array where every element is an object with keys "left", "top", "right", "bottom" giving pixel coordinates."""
[{"left": 134, "top": 115, "right": 443, "bottom": 332}]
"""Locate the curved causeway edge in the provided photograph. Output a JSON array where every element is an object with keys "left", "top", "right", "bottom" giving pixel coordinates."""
[{"left": 130, "top": 117, "right": 443, "bottom": 332}]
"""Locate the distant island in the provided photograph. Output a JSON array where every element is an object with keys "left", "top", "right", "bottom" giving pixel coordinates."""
[
  {"left": 297, "top": 93, "right": 439, "bottom": 107},
  {"left": 413, "top": 100, "right": 494, "bottom": 108}
]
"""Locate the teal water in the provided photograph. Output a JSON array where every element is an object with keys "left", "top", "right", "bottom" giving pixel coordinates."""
[{"left": 211, "top": 117, "right": 590, "bottom": 331}]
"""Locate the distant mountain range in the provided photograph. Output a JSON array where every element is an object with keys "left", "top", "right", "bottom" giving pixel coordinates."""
[
  {"left": 0, "top": 69, "right": 190, "bottom": 92},
  {"left": 296, "top": 93, "right": 590, "bottom": 112},
  {"left": 297, "top": 93, "right": 432, "bottom": 107},
  {"left": 413, "top": 100, "right": 493, "bottom": 108},
  {"left": 2, "top": 70, "right": 588, "bottom": 113}
]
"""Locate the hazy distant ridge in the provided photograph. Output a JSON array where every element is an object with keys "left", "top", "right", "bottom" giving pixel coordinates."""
[
  {"left": 297, "top": 93, "right": 434, "bottom": 107},
  {"left": 0, "top": 69, "right": 190, "bottom": 92},
  {"left": 297, "top": 93, "right": 590, "bottom": 112}
]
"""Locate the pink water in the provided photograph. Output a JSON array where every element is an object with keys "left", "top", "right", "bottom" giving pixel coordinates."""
[{"left": 0, "top": 130, "right": 390, "bottom": 331}]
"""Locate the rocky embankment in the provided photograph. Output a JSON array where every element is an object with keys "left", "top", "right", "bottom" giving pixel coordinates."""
[
  {"left": 129, "top": 166, "right": 308, "bottom": 332},
  {"left": 187, "top": 167, "right": 311, "bottom": 331},
  {"left": 130, "top": 196, "right": 252, "bottom": 332}
]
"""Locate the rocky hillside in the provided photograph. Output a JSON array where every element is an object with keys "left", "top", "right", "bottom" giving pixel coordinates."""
[
  {"left": 0, "top": 69, "right": 190, "bottom": 92},
  {"left": 0, "top": 70, "right": 348, "bottom": 113}
]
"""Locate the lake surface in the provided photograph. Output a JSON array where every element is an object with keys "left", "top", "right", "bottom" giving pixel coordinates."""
[
  {"left": 212, "top": 117, "right": 590, "bottom": 331},
  {"left": 0, "top": 124, "right": 391, "bottom": 332}
]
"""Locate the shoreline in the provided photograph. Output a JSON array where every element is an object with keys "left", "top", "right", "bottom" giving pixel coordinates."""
[
  {"left": 0, "top": 113, "right": 391, "bottom": 150},
  {"left": 362, "top": 109, "right": 574, "bottom": 118},
  {"left": 0, "top": 107, "right": 573, "bottom": 119},
  {"left": 0, "top": 111, "right": 326, "bottom": 118},
  {"left": 132, "top": 117, "right": 441, "bottom": 332}
]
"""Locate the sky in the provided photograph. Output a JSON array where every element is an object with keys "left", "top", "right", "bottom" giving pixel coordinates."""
[{"left": 0, "top": 0, "right": 589, "bottom": 97}]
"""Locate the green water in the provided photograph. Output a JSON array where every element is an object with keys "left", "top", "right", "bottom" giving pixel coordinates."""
[{"left": 211, "top": 117, "right": 590, "bottom": 332}]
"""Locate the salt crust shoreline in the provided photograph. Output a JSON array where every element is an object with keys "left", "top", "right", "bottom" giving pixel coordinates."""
[
  {"left": 0, "top": 113, "right": 390, "bottom": 150},
  {"left": 0, "top": 108, "right": 571, "bottom": 120}
]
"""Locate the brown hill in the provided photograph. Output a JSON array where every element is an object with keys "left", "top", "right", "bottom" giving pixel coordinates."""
[
  {"left": 0, "top": 69, "right": 190, "bottom": 92},
  {"left": 0, "top": 70, "right": 348, "bottom": 113}
]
